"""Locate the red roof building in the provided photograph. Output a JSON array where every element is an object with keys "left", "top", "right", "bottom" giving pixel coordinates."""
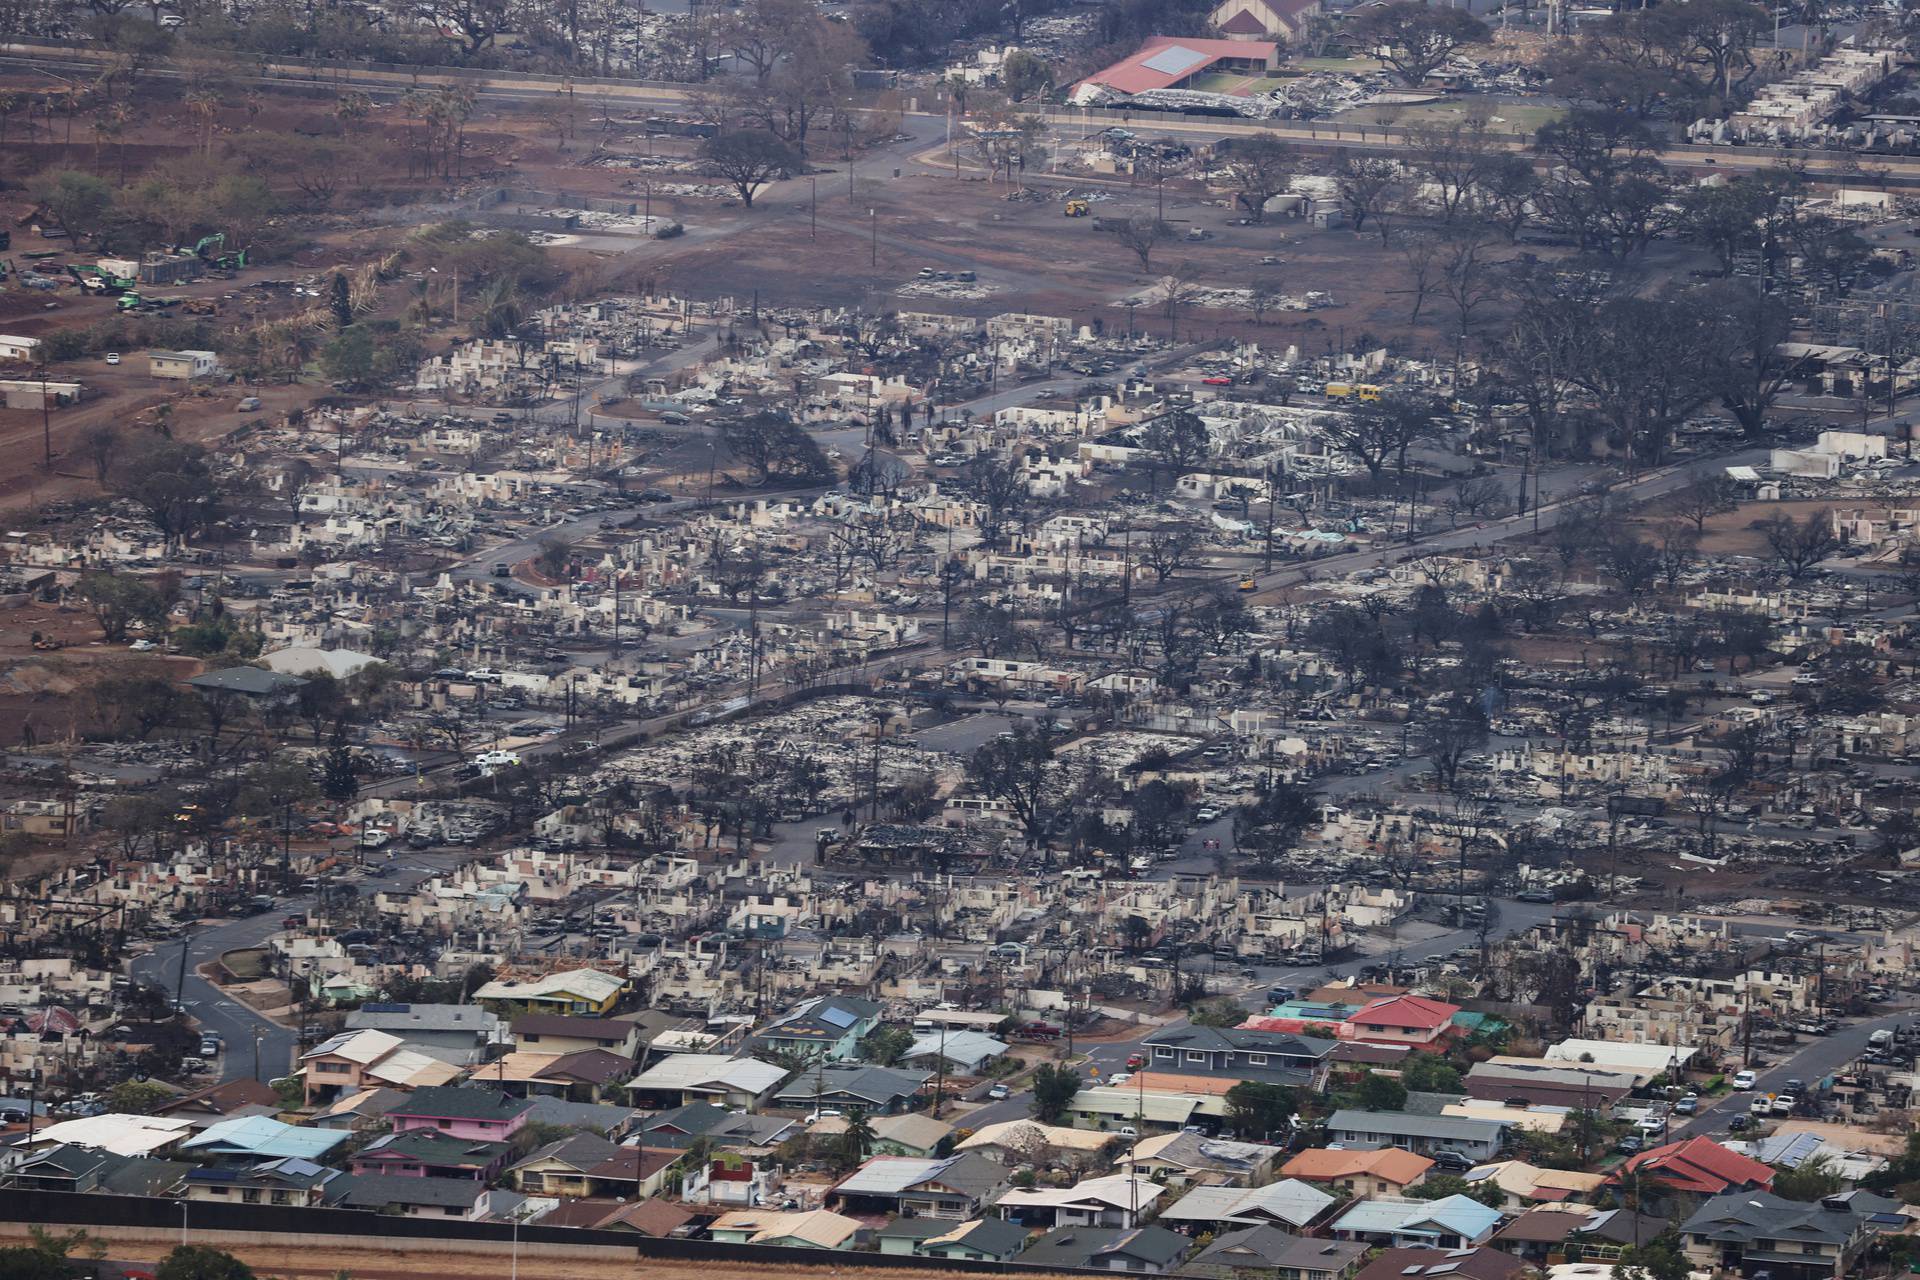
[
  {"left": 1611, "top": 1137, "right": 1775, "bottom": 1198},
  {"left": 1071, "top": 36, "right": 1280, "bottom": 99},
  {"left": 1344, "top": 994, "right": 1460, "bottom": 1046}
]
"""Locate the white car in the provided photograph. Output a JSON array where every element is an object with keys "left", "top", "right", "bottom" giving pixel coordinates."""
[
  {"left": 129, "top": 639, "right": 156, "bottom": 651},
  {"left": 474, "top": 750, "right": 521, "bottom": 769},
  {"left": 805, "top": 1108, "right": 843, "bottom": 1123},
  {"left": 104, "top": 352, "right": 121, "bottom": 365},
  {"left": 466, "top": 668, "right": 503, "bottom": 683},
  {"left": 1732, "top": 1070, "right": 1757, "bottom": 1090}
]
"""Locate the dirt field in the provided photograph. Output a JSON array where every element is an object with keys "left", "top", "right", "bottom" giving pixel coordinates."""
[{"left": 0, "top": 1225, "right": 1077, "bottom": 1280}]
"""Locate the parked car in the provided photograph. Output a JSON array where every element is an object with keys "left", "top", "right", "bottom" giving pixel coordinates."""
[
  {"left": 986, "top": 1084, "right": 1010, "bottom": 1100},
  {"left": 1732, "top": 1070, "right": 1758, "bottom": 1090}
]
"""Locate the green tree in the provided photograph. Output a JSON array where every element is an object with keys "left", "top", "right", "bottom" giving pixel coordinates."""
[
  {"left": 1401, "top": 1053, "right": 1463, "bottom": 1093},
  {"left": 1408, "top": 1174, "right": 1503, "bottom": 1205},
  {"left": 1188, "top": 997, "right": 1248, "bottom": 1028},
  {"left": 999, "top": 51, "right": 1053, "bottom": 101},
  {"left": 1613, "top": 1235, "right": 1691, "bottom": 1280},
  {"left": 838, "top": 1107, "right": 877, "bottom": 1168},
  {"left": 1772, "top": 1153, "right": 1845, "bottom": 1201},
  {"left": 1223, "top": 1081, "right": 1296, "bottom": 1142},
  {"left": 31, "top": 169, "right": 114, "bottom": 245},
  {"left": 322, "top": 746, "right": 359, "bottom": 803},
  {"left": 700, "top": 130, "right": 800, "bottom": 208},
  {"left": 113, "top": 442, "right": 224, "bottom": 549},
  {"left": 105, "top": 1080, "right": 174, "bottom": 1114},
  {"left": 1233, "top": 778, "right": 1320, "bottom": 874},
  {"left": 1030, "top": 1063, "right": 1081, "bottom": 1124},
  {"left": 155, "top": 1247, "right": 256, "bottom": 1280},
  {"left": 1345, "top": 1, "right": 1490, "bottom": 86},
  {"left": 78, "top": 573, "right": 169, "bottom": 643},
  {"left": 1353, "top": 1071, "right": 1408, "bottom": 1111},
  {"left": 858, "top": 1025, "right": 915, "bottom": 1067}
]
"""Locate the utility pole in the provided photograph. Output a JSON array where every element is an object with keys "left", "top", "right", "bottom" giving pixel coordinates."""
[{"left": 38, "top": 361, "right": 51, "bottom": 470}]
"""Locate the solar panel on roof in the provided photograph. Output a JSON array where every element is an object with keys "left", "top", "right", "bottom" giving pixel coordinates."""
[
  {"left": 820, "top": 1007, "right": 857, "bottom": 1028},
  {"left": 1140, "top": 45, "right": 1211, "bottom": 76}
]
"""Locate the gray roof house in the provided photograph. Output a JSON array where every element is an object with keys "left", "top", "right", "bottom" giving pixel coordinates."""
[
  {"left": 830, "top": 1153, "right": 1008, "bottom": 1221},
  {"left": 325, "top": 1171, "right": 487, "bottom": 1219},
  {"left": 774, "top": 1065, "right": 932, "bottom": 1114},
  {"left": 1680, "top": 1190, "right": 1907, "bottom": 1280},
  {"left": 1157, "top": 1179, "right": 1338, "bottom": 1233},
  {"left": 1180, "top": 1226, "right": 1367, "bottom": 1280},
  {"left": 1323, "top": 1109, "right": 1507, "bottom": 1161},
  {"left": 1017, "top": 1225, "right": 1192, "bottom": 1275},
  {"left": 346, "top": 1003, "right": 502, "bottom": 1065},
  {"left": 915, "top": 1217, "right": 1032, "bottom": 1263},
  {"left": 1140, "top": 1026, "right": 1336, "bottom": 1088},
  {"left": 184, "top": 667, "right": 308, "bottom": 700}
]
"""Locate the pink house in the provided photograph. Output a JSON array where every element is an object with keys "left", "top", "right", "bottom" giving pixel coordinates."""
[{"left": 385, "top": 1085, "right": 533, "bottom": 1142}]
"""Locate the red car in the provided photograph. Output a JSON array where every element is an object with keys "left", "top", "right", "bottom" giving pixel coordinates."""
[{"left": 1126, "top": 1052, "right": 1147, "bottom": 1069}]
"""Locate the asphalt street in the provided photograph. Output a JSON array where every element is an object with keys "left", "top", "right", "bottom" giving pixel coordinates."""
[{"left": 125, "top": 851, "right": 470, "bottom": 1085}]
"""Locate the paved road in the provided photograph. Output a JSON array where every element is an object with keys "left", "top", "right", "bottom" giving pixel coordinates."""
[
  {"left": 1674, "top": 1010, "right": 1914, "bottom": 1140},
  {"left": 126, "top": 851, "right": 470, "bottom": 1085},
  {"left": 1244, "top": 448, "right": 1772, "bottom": 602}
]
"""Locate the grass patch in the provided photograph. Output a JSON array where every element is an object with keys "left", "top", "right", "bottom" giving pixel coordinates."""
[
  {"left": 1332, "top": 100, "right": 1567, "bottom": 131},
  {"left": 221, "top": 947, "right": 269, "bottom": 982},
  {"left": 1296, "top": 56, "right": 1384, "bottom": 72}
]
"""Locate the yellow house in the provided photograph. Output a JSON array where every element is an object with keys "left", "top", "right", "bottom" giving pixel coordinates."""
[{"left": 474, "top": 968, "right": 626, "bottom": 1016}]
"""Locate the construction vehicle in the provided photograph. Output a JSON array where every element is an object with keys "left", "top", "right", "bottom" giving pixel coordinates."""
[
  {"left": 1063, "top": 198, "right": 1090, "bottom": 217},
  {"left": 1324, "top": 382, "right": 1382, "bottom": 402},
  {"left": 67, "top": 264, "right": 136, "bottom": 294},
  {"left": 1237, "top": 577, "right": 1257, "bottom": 592},
  {"left": 190, "top": 232, "right": 247, "bottom": 271}
]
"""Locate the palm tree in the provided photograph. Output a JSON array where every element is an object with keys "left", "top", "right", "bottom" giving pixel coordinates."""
[
  {"left": 185, "top": 90, "right": 219, "bottom": 158},
  {"left": 278, "top": 324, "right": 321, "bottom": 383},
  {"left": 839, "top": 1108, "right": 876, "bottom": 1168}
]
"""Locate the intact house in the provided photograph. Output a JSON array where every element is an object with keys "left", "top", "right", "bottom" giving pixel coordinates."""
[
  {"left": 1139, "top": 1026, "right": 1336, "bottom": 1089},
  {"left": 774, "top": 1064, "right": 932, "bottom": 1115},
  {"left": 1279, "top": 1148, "right": 1435, "bottom": 1198},
  {"left": 346, "top": 1004, "right": 502, "bottom": 1065},
  {"left": 147, "top": 349, "right": 220, "bottom": 380},
  {"left": 1328, "top": 1194, "right": 1505, "bottom": 1249},
  {"left": 325, "top": 1171, "right": 487, "bottom": 1220},
  {"left": 474, "top": 968, "right": 626, "bottom": 1016},
  {"left": 384, "top": 1086, "right": 533, "bottom": 1143},
  {"left": 1209, "top": 0, "right": 1321, "bottom": 42},
  {"left": 996, "top": 1174, "right": 1165, "bottom": 1229},
  {"left": 349, "top": 1130, "right": 510, "bottom": 1181},
  {"left": 830, "top": 1154, "right": 1009, "bottom": 1221},
  {"left": 1183, "top": 1227, "right": 1368, "bottom": 1280},
  {"left": 625, "top": 1053, "right": 789, "bottom": 1110},
  {"left": 508, "top": 1132, "right": 677, "bottom": 1199},
  {"left": 1321, "top": 1110, "right": 1506, "bottom": 1162},
  {"left": 1679, "top": 1190, "right": 1906, "bottom": 1280},
  {"left": 748, "top": 995, "right": 882, "bottom": 1063},
  {"left": 1016, "top": 1224, "right": 1191, "bottom": 1275},
  {"left": 510, "top": 1013, "right": 642, "bottom": 1057},
  {"left": 184, "top": 1158, "right": 337, "bottom": 1207}
]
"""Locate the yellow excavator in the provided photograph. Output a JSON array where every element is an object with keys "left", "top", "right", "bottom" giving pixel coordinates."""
[{"left": 1063, "top": 198, "right": 1090, "bottom": 217}]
